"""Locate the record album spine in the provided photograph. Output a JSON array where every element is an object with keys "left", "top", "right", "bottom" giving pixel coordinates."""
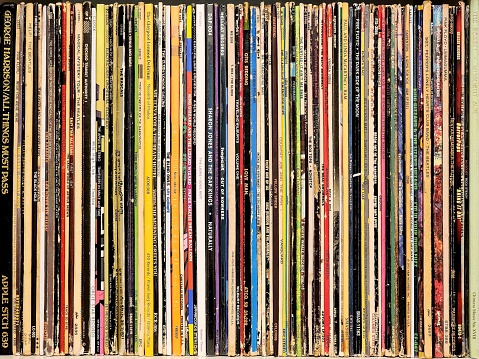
[
  {"left": 271, "top": 4, "right": 280, "bottom": 356},
  {"left": 422, "top": 3, "right": 433, "bottom": 357},
  {"left": 81, "top": 4, "right": 92, "bottom": 354},
  {"left": 249, "top": 6, "right": 258, "bottom": 355},
  {"left": 0, "top": 3, "right": 16, "bottom": 355},
  {"left": 340, "top": 4, "right": 349, "bottom": 355},
  {"left": 227, "top": 4, "right": 236, "bottom": 355},
  {"left": 170, "top": 5, "right": 182, "bottom": 356},
  {"left": 205, "top": 3, "right": 215, "bottom": 356},
  {"left": 195, "top": 4, "right": 206, "bottom": 356},
  {"left": 432, "top": 5, "right": 444, "bottom": 357},
  {"left": 144, "top": 3, "right": 154, "bottom": 356},
  {"left": 185, "top": 4, "right": 195, "bottom": 355},
  {"left": 469, "top": 0, "right": 479, "bottom": 355},
  {"left": 123, "top": 4, "right": 135, "bottom": 354},
  {"left": 12, "top": 3, "right": 24, "bottom": 355}
]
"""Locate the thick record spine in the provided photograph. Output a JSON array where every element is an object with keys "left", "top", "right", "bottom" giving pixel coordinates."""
[
  {"left": 12, "top": 3, "right": 24, "bottom": 355},
  {"left": 0, "top": 3, "right": 16, "bottom": 355},
  {"left": 205, "top": 4, "right": 215, "bottom": 355},
  {"left": 144, "top": 4, "right": 154, "bottom": 356}
]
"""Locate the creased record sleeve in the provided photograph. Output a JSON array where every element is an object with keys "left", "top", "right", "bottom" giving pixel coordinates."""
[{"left": 0, "top": 2, "right": 15, "bottom": 355}]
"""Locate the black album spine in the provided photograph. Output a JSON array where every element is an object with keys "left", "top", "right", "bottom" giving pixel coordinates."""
[
  {"left": 82, "top": 3, "right": 92, "bottom": 353},
  {"left": 124, "top": 5, "right": 135, "bottom": 353},
  {"left": 352, "top": 4, "right": 362, "bottom": 355},
  {"left": 0, "top": 3, "right": 16, "bottom": 354},
  {"left": 205, "top": 3, "right": 215, "bottom": 356},
  {"left": 54, "top": 4, "right": 63, "bottom": 353}
]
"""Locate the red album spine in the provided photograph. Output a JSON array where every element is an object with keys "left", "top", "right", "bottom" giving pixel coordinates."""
[
  {"left": 239, "top": 7, "right": 245, "bottom": 354},
  {"left": 60, "top": 4, "right": 67, "bottom": 354}
]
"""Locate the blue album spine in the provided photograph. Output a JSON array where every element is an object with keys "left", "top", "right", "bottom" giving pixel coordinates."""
[{"left": 250, "top": 6, "right": 258, "bottom": 355}]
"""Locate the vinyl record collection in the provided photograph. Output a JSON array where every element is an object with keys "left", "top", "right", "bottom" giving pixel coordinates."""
[{"left": 1, "top": 0, "right": 479, "bottom": 357}]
